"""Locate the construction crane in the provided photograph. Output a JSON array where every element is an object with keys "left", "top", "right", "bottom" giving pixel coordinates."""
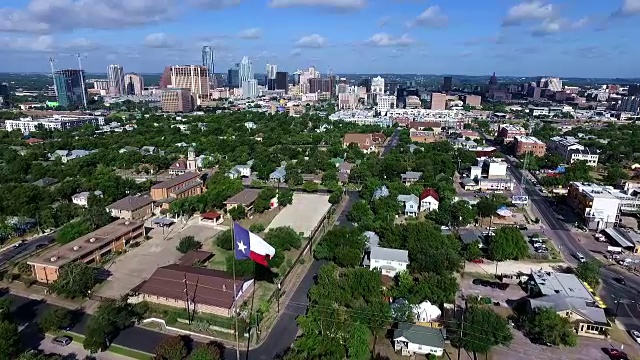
[{"left": 48, "top": 57, "right": 58, "bottom": 97}]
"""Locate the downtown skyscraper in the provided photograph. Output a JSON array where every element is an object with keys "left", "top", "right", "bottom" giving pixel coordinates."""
[
  {"left": 53, "top": 69, "right": 86, "bottom": 108},
  {"left": 107, "top": 64, "right": 125, "bottom": 96},
  {"left": 202, "top": 46, "right": 215, "bottom": 87},
  {"left": 266, "top": 64, "right": 277, "bottom": 91},
  {"left": 239, "top": 56, "right": 253, "bottom": 85}
]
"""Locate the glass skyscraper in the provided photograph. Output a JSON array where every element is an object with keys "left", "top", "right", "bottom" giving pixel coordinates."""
[
  {"left": 202, "top": 46, "right": 215, "bottom": 85},
  {"left": 53, "top": 69, "right": 86, "bottom": 108},
  {"left": 239, "top": 56, "right": 252, "bottom": 85}
]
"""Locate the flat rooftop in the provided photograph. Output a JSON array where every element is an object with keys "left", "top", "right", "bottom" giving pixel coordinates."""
[
  {"left": 572, "top": 182, "right": 635, "bottom": 201},
  {"left": 28, "top": 219, "right": 144, "bottom": 268},
  {"left": 514, "top": 135, "right": 544, "bottom": 144},
  {"left": 266, "top": 192, "right": 332, "bottom": 237},
  {"left": 531, "top": 270, "right": 593, "bottom": 301}
]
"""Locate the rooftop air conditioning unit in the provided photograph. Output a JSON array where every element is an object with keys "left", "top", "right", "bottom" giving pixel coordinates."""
[{"left": 125, "top": 221, "right": 130, "bottom": 225}]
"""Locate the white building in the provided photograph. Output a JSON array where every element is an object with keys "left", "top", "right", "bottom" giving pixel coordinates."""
[
  {"left": 528, "top": 106, "right": 549, "bottom": 116},
  {"left": 619, "top": 96, "right": 640, "bottom": 113},
  {"left": 547, "top": 136, "right": 599, "bottom": 166},
  {"left": 372, "top": 76, "right": 385, "bottom": 94},
  {"left": 477, "top": 157, "right": 508, "bottom": 178},
  {"left": 569, "top": 182, "right": 640, "bottom": 230},
  {"left": 124, "top": 73, "right": 144, "bottom": 95},
  {"left": 71, "top": 190, "right": 103, "bottom": 207},
  {"left": 479, "top": 177, "right": 515, "bottom": 191},
  {"left": 368, "top": 247, "right": 409, "bottom": 277},
  {"left": 393, "top": 323, "right": 445, "bottom": 357},
  {"left": 338, "top": 93, "right": 358, "bottom": 110},
  {"left": 419, "top": 189, "right": 439, "bottom": 212},
  {"left": 242, "top": 79, "right": 258, "bottom": 99},
  {"left": 107, "top": 64, "right": 125, "bottom": 96},
  {"left": 5, "top": 115, "right": 104, "bottom": 134},
  {"left": 377, "top": 94, "right": 396, "bottom": 112}
]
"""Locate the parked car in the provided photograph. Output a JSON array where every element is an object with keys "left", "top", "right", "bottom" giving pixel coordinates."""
[
  {"left": 604, "top": 348, "right": 629, "bottom": 360},
  {"left": 615, "top": 277, "right": 627, "bottom": 285},
  {"left": 13, "top": 240, "right": 25, "bottom": 248},
  {"left": 471, "top": 259, "right": 484, "bottom": 264},
  {"left": 497, "top": 283, "right": 509, "bottom": 290},
  {"left": 518, "top": 225, "right": 528, "bottom": 230},
  {"left": 51, "top": 336, "right": 72, "bottom": 347},
  {"left": 629, "top": 330, "right": 640, "bottom": 344},
  {"left": 575, "top": 252, "right": 586, "bottom": 262},
  {"left": 472, "top": 279, "right": 489, "bottom": 286}
]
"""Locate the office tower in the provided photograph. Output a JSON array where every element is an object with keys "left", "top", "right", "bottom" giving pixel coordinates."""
[
  {"left": 124, "top": 73, "right": 144, "bottom": 95},
  {"left": 266, "top": 64, "right": 277, "bottom": 90},
  {"left": 93, "top": 80, "right": 109, "bottom": 91},
  {"left": 202, "top": 46, "right": 215, "bottom": 87},
  {"left": 0, "top": 83, "right": 9, "bottom": 97},
  {"left": 242, "top": 79, "right": 258, "bottom": 99},
  {"left": 159, "top": 67, "right": 172, "bottom": 89},
  {"left": 169, "top": 65, "right": 210, "bottom": 104},
  {"left": 239, "top": 56, "right": 253, "bottom": 85},
  {"left": 309, "top": 77, "right": 335, "bottom": 96},
  {"left": 53, "top": 69, "right": 86, "bottom": 108},
  {"left": 299, "top": 67, "right": 319, "bottom": 94},
  {"left": 107, "top": 64, "right": 125, "bottom": 96},
  {"left": 442, "top": 76, "right": 453, "bottom": 92},
  {"left": 227, "top": 67, "right": 240, "bottom": 88},
  {"left": 358, "top": 78, "right": 371, "bottom": 93},
  {"left": 292, "top": 70, "right": 301, "bottom": 85},
  {"left": 629, "top": 84, "right": 640, "bottom": 96},
  {"left": 275, "top": 71, "right": 288, "bottom": 93},
  {"left": 161, "top": 88, "right": 193, "bottom": 113},
  {"left": 371, "top": 76, "right": 384, "bottom": 94},
  {"left": 430, "top": 92, "right": 447, "bottom": 110}
]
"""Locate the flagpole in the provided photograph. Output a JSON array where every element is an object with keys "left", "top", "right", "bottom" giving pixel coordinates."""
[{"left": 232, "top": 221, "right": 240, "bottom": 360}]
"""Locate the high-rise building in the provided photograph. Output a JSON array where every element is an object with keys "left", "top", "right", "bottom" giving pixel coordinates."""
[
  {"left": 0, "top": 83, "right": 9, "bottom": 97},
  {"left": 372, "top": 76, "right": 384, "bottom": 94},
  {"left": 227, "top": 67, "right": 240, "bottom": 88},
  {"left": 442, "top": 76, "right": 453, "bottom": 92},
  {"left": 202, "top": 46, "right": 215, "bottom": 87},
  {"left": 299, "top": 67, "right": 319, "bottom": 94},
  {"left": 107, "top": 64, "right": 125, "bottom": 96},
  {"left": 124, "top": 73, "right": 144, "bottom": 95},
  {"left": 93, "top": 80, "right": 109, "bottom": 91},
  {"left": 169, "top": 65, "right": 210, "bottom": 104},
  {"left": 266, "top": 64, "right": 277, "bottom": 90},
  {"left": 464, "top": 94, "right": 482, "bottom": 108},
  {"left": 275, "top": 71, "right": 288, "bottom": 93},
  {"left": 53, "top": 69, "right": 86, "bottom": 108},
  {"left": 430, "top": 92, "right": 447, "bottom": 110},
  {"left": 239, "top": 56, "right": 253, "bottom": 85},
  {"left": 358, "top": 78, "right": 371, "bottom": 93},
  {"left": 309, "top": 77, "right": 335, "bottom": 96},
  {"left": 159, "top": 67, "right": 172, "bottom": 89},
  {"left": 628, "top": 84, "right": 640, "bottom": 96},
  {"left": 242, "top": 79, "right": 258, "bottom": 99},
  {"left": 161, "top": 88, "right": 193, "bottom": 113}
]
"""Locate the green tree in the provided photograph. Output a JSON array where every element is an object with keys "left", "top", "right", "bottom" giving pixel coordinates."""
[
  {"left": 254, "top": 187, "right": 277, "bottom": 213},
  {"left": 314, "top": 227, "right": 366, "bottom": 267},
  {"left": 176, "top": 236, "right": 203, "bottom": 254},
  {"left": 475, "top": 196, "right": 498, "bottom": 221},
  {"left": 215, "top": 230, "right": 233, "bottom": 250},
  {"left": 49, "top": 262, "right": 97, "bottom": 299},
  {"left": 189, "top": 342, "right": 222, "bottom": 360},
  {"left": 302, "top": 181, "right": 319, "bottom": 192},
  {"left": 56, "top": 219, "right": 93, "bottom": 245},
  {"left": 449, "top": 200, "right": 476, "bottom": 230},
  {"left": 488, "top": 227, "right": 528, "bottom": 261},
  {"left": 0, "top": 297, "right": 12, "bottom": 321},
  {"left": 264, "top": 227, "right": 302, "bottom": 251},
  {"left": 462, "top": 240, "right": 483, "bottom": 261},
  {"left": 604, "top": 165, "right": 629, "bottom": 186},
  {"left": 574, "top": 260, "right": 601, "bottom": 288},
  {"left": 229, "top": 205, "right": 247, "bottom": 220},
  {"left": 454, "top": 306, "right": 513, "bottom": 354},
  {"left": 346, "top": 200, "right": 374, "bottom": 225},
  {"left": 38, "top": 308, "right": 72, "bottom": 333},
  {"left": 328, "top": 191, "right": 342, "bottom": 205},
  {"left": 277, "top": 189, "right": 294, "bottom": 207},
  {"left": 521, "top": 307, "right": 577, "bottom": 347},
  {"left": 154, "top": 335, "right": 187, "bottom": 360},
  {"left": 249, "top": 223, "right": 266, "bottom": 233},
  {"left": 346, "top": 323, "right": 370, "bottom": 360},
  {"left": 0, "top": 319, "right": 20, "bottom": 359}
]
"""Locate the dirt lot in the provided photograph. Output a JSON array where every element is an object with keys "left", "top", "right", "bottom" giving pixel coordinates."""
[{"left": 95, "top": 222, "right": 221, "bottom": 299}]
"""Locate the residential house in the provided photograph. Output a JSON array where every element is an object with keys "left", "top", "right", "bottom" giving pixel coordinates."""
[
  {"left": 419, "top": 188, "right": 439, "bottom": 212},
  {"left": 372, "top": 185, "right": 390, "bottom": 200},
  {"left": 129, "top": 265, "right": 254, "bottom": 317},
  {"left": 367, "top": 246, "right": 409, "bottom": 277},
  {"left": 269, "top": 166, "right": 286, "bottom": 183},
  {"left": 227, "top": 160, "right": 254, "bottom": 179},
  {"left": 32, "top": 177, "right": 58, "bottom": 187},
  {"left": 397, "top": 194, "right": 420, "bottom": 217},
  {"left": 401, "top": 171, "right": 422, "bottom": 186},
  {"left": 49, "top": 149, "right": 94, "bottom": 163},
  {"left": 337, "top": 161, "right": 355, "bottom": 184},
  {"left": 343, "top": 133, "right": 384, "bottom": 154},
  {"left": 223, "top": 188, "right": 261, "bottom": 211},
  {"left": 393, "top": 323, "right": 445, "bottom": 357},
  {"left": 408, "top": 144, "right": 420, "bottom": 153},
  {"left": 71, "top": 190, "right": 103, "bottom": 207},
  {"left": 524, "top": 270, "right": 610, "bottom": 338},
  {"left": 244, "top": 121, "right": 256, "bottom": 130},
  {"left": 106, "top": 195, "right": 154, "bottom": 220},
  {"left": 140, "top": 146, "right": 158, "bottom": 155}
]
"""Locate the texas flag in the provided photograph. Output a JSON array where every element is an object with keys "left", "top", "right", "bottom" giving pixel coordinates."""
[{"left": 234, "top": 223, "right": 276, "bottom": 267}]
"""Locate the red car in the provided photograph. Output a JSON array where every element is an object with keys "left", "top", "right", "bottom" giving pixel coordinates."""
[
  {"left": 471, "top": 259, "right": 484, "bottom": 264},
  {"left": 605, "top": 348, "right": 629, "bottom": 360}
]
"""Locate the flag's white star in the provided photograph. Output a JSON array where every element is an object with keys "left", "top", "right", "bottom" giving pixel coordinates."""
[{"left": 237, "top": 240, "right": 247, "bottom": 253}]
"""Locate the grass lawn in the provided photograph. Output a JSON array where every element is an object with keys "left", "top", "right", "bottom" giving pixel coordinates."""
[
  {"left": 239, "top": 208, "right": 280, "bottom": 230},
  {"left": 58, "top": 330, "right": 154, "bottom": 360}
]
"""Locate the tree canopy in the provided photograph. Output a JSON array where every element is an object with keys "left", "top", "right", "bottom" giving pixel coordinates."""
[
  {"left": 574, "top": 260, "right": 601, "bottom": 288},
  {"left": 314, "top": 227, "right": 366, "bottom": 268},
  {"left": 521, "top": 307, "right": 577, "bottom": 347},
  {"left": 487, "top": 226, "right": 529, "bottom": 261},
  {"left": 454, "top": 305, "right": 513, "bottom": 354},
  {"left": 49, "top": 262, "right": 97, "bottom": 299}
]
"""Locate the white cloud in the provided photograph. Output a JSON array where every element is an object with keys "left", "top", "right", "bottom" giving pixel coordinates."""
[
  {"left": 0, "top": 35, "right": 98, "bottom": 53},
  {"left": 144, "top": 33, "right": 174, "bottom": 48},
  {"left": 295, "top": 34, "right": 327, "bottom": 48},
  {"left": 237, "top": 27, "right": 262, "bottom": 39},
  {"left": 290, "top": 49, "right": 302, "bottom": 56},
  {"left": 62, "top": 37, "right": 99, "bottom": 50},
  {"left": 408, "top": 6, "right": 448, "bottom": 28},
  {"left": 269, "top": 0, "right": 365, "bottom": 10},
  {"left": 190, "top": 0, "right": 241, "bottom": 8},
  {"left": 614, "top": 0, "right": 640, "bottom": 16},
  {"left": 365, "top": 33, "right": 415, "bottom": 47},
  {"left": 531, "top": 16, "right": 590, "bottom": 36},
  {"left": 503, "top": 1, "right": 554, "bottom": 26}
]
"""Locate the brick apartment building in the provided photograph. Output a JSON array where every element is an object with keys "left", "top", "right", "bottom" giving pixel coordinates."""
[
  {"left": 497, "top": 124, "right": 527, "bottom": 142},
  {"left": 150, "top": 172, "right": 204, "bottom": 209},
  {"left": 514, "top": 135, "right": 547, "bottom": 157}
]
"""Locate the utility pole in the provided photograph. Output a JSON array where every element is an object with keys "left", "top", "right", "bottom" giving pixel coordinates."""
[{"left": 457, "top": 296, "right": 467, "bottom": 360}]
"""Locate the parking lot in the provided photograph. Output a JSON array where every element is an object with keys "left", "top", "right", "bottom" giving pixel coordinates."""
[
  {"left": 459, "top": 276, "right": 527, "bottom": 307},
  {"left": 95, "top": 222, "right": 221, "bottom": 299}
]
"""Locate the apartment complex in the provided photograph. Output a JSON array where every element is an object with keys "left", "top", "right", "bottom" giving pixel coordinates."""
[
  {"left": 170, "top": 65, "right": 210, "bottom": 104},
  {"left": 567, "top": 182, "right": 640, "bottom": 230},
  {"left": 514, "top": 135, "right": 546, "bottom": 157},
  {"left": 547, "top": 136, "right": 599, "bottom": 166},
  {"left": 107, "top": 195, "right": 154, "bottom": 220},
  {"left": 27, "top": 219, "right": 144, "bottom": 283},
  {"left": 5, "top": 115, "right": 103, "bottom": 134},
  {"left": 497, "top": 124, "right": 527, "bottom": 142},
  {"left": 124, "top": 73, "right": 144, "bottom": 95},
  {"left": 430, "top": 93, "right": 447, "bottom": 110},
  {"left": 161, "top": 88, "right": 193, "bottom": 113},
  {"left": 53, "top": 69, "right": 86, "bottom": 108},
  {"left": 464, "top": 95, "right": 481, "bottom": 108}
]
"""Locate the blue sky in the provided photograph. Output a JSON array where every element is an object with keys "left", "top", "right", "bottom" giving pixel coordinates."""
[{"left": 0, "top": 0, "right": 638, "bottom": 77}]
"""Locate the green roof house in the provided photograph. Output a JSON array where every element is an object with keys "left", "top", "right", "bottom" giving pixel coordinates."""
[{"left": 393, "top": 323, "right": 445, "bottom": 357}]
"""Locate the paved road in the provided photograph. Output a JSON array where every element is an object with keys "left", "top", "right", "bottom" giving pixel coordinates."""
[
  {"left": 5, "top": 192, "right": 359, "bottom": 359},
  {"left": 39, "top": 334, "right": 130, "bottom": 360},
  {"left": 505, "top": 158, "right": 640, "bottom": 332},
  {"left": 0, "top": 233, "right": 55, "bottom": 268},
  {"left": 380, "top": 128, "right": 401, "bottom": 157}
]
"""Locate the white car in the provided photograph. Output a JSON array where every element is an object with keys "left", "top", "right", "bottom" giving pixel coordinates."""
[
  {"left": 486, "top": 227, "right": 497, "bottom": 231},
  {"left": 630, "top": 330, "right": 640, "bottom": 344}
]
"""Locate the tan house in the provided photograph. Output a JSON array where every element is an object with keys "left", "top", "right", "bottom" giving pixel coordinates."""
[
  {"left": 129, "top": 264, "right": 254, "bottom": 317},
  {"left": 525, "top": 270, "right": 609, "bottom": 338},
  {"left": 342, "top": 133, "right": 385, "bottom": 154},
  {"left": 223, "top": 188, "right": 261, "bottom": 211},
  {"left": 107, "top": 195, "right": 154, "bottom": 220},
  {"left": 27, "top": 219, "right": 144, "bottom": 283}
]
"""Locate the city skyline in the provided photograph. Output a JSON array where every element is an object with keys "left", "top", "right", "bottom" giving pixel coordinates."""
[{"left": 0, "top": 1, "right": 638, "bottom": 77}]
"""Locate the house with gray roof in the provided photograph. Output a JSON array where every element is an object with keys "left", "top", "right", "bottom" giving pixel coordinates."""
[
  {"left": 227, "top": 160, "right": 253, "bottom": 179},
  {"left": 49, "top": 149, "right": 94, "bottom": 163},
  {"left": 32, "top": 177, "right": 58, "bottom": 188},
  {"left": 106, "top": 194, "right": 154, "bottom": 221},
  {"left": 524, "top": 270, "right": 610, "bottom": 338},
  {"left": 393, "top": 322, "right": 445, "bottom": 357},
  {"left": 269, "top": 166, "right": 286, "bottom": 183},
  {"left": 372, "top": 185, "right": 390, "bottom": 200},
  {"left": 397, "top": 194, "right": 419, "bottom": 217},
  {"left": 401, "top": 171, "right": 423, "bottom": 185},
  {"left": 366, "top": 246, "right": 409, "bottom": 277}
]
